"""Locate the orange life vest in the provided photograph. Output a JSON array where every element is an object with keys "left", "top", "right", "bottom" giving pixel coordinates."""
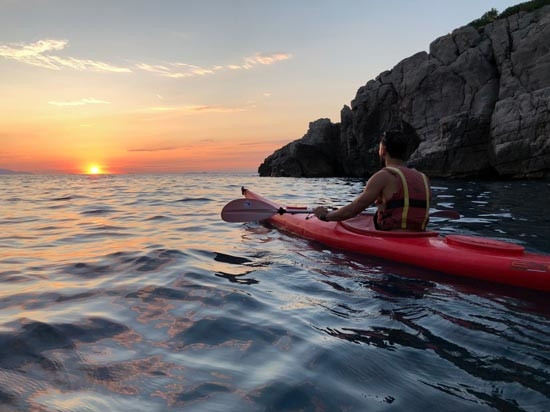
[{"left": 376, "top": 166, "right": 431, "bottom": 231}]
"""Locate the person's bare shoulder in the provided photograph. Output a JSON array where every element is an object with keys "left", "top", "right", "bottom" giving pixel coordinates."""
[
  {"left": 370, "top": 168, "right": 394, "bottom": 184},
  {"left": 363, "top": 169, "right": 391, "bottom": 195}
]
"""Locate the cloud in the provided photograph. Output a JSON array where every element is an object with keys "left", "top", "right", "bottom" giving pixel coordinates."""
[
  {"left": 245, "top": 52, "right": 292, "bottom": 66},
  {"left": 127, "top": 138, "right": 219, "bottom": 153},
  {"left": 143, "top": 104, "right": 252, "bottom": 113},
  {"left": 135, "top": 52, "right": 292, "bottom": 78},
  {"left": 48, "top": 98, "right": 110, "bottom": 106},
  {"left": 0, "top": 39, "right": 131, "bottom": 73},
  {"left": 128, "top": 144, "right": 183, "bottom": 152},
  {"left": 0, "top": 38, "right": 291, "bottom": 79},
  {"left": 135, "top": 63, "right": 191, "bottom": 78},
  {"left": 183, "top": 105, "right": 249, "bottom": 113},
  {"left": 238, "top": 139, "right": 290, "bottom": 147},
  {"left": 48, "top": 56, "right": 130, "bottom": 72},
  {"left": 135, "top": 62, "right": 226, "bottom": 78},
  {"left": 228, "top": 52, "right": 292, "bottom": 70}
]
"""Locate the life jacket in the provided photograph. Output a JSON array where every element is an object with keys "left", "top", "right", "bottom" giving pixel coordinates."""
[{"left": 375, "top": 166, "right": 431, "bottom": 231}]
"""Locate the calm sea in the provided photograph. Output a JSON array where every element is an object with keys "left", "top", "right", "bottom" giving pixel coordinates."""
[{"left": 1, "top": 173, "right": 549, "bottom": 412}]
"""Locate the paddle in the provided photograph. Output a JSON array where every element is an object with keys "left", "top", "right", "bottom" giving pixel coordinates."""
[{"left": 221, "top": 198, "right": 460, "bottom": 222}]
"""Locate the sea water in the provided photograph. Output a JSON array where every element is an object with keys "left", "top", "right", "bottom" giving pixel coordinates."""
[{"left": 1, "top": 173, "right": 549, "bottom": 412}]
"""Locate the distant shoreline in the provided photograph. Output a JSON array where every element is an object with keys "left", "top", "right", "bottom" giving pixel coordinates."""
[
  {"left": 0, "top": 168, "right": 32, "bottom": 175},
  {"left": 0, "top": 170, "right": 258, "bottom": 176}
]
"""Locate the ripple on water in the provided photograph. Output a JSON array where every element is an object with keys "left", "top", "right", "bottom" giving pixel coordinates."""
[
  {"left": 174, "top": 197, "right": 213, "bottom": 203},
  {"left": 143, "top": 215, "right": 175, "bottom": 221},
  {"left": 49, "top": 196, "right": 73, "bottom": 202},
  {"left": 80, "top": 208, "right": 119, "bottom": 216}
]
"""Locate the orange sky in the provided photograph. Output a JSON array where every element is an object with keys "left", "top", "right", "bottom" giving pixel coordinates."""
[{"left": 1, "top": 101, "right": 299, "bottom": 174}]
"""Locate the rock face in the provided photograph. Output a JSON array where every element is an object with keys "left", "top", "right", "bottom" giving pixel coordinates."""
[
  {"left": 259, "top": 6, "right": 550, "bottom": 178},
  {"left": 258, "top": 119, "right": 341, "bottom": 177}
]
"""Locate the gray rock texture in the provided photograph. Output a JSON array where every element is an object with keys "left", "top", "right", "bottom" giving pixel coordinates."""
[{"left": 259, "top": 6, "right": 550, "bottom": 178}]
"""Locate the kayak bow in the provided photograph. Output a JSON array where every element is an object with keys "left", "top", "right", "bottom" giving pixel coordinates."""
[{"left": 233, "top": 187, "right": 550, "bottom": 292}]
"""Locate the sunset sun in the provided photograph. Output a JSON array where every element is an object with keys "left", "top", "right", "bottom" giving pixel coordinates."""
[{"left": 87, "top": 165, "right": 102, "bottom": 175}]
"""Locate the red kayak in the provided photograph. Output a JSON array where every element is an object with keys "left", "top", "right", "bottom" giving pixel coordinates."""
[{"left": 236, "top": 188, "right": 550, "bottom": 292}]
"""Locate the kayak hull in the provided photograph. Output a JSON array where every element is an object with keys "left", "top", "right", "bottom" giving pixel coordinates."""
[{"left": 242, "top": 188, "right": 550, "bottom": 292}]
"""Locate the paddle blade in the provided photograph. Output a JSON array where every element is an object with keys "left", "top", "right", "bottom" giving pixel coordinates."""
[
  {"left": 221, "top": 199, "right": 279, "bottom": 222},
  {"left": 430, "top": 210, "right": 461, "bottom": 219}
]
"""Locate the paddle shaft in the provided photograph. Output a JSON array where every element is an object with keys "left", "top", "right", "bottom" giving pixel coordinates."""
[
  {"left": 221, "top": 198, "right": 460, "bottom": 222},
  {"left": 272, "top": 207, "right": 459, "bottom": 219}
]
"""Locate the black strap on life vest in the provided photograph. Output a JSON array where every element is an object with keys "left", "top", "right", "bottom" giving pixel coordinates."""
[{"left": 385, "top": 198, "right": 427, "bottom": 210}]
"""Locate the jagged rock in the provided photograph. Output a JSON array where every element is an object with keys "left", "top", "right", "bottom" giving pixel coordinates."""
[
  {"left": 257, "top": 142, "right": 301, "bottom": 177},
  {"left": 259, "top": 5, "right": 550, "bottom": 179},
  {"left": 257, "top": 119, "right": 340, "bottom": 177}
]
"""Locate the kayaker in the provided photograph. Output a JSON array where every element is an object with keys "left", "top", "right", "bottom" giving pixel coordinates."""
[{"left": 313, "top": 129, "right": 431, "bottom": 231}]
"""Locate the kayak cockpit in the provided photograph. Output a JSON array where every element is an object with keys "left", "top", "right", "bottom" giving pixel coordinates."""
[{"left": 339, "top": 215, "right": 439, "bottom": 238}]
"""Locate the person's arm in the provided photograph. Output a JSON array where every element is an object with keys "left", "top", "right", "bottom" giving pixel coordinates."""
[{"left": 314, "top": 170, "right": 389, "bottom": 221}]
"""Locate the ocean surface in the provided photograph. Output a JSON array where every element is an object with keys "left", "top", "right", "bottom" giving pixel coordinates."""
[{"left": 1, "top": 173, "right": 549, "bottom": 412}]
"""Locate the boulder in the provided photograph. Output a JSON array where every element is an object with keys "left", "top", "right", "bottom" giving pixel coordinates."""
[{"left": 257, "top": 119, "right": 340, "bottom": 177}]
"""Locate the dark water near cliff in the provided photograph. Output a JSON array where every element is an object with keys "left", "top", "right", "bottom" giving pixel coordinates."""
[{"left": 1, "top": 174, "right": 549, "bottom": 412}]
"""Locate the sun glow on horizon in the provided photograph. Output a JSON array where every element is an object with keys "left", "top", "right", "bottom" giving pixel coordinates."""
[{"left": 87, "top": 164, "right": 102, "bottom": 175}]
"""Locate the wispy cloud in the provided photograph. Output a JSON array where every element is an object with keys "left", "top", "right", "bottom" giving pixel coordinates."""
[
  {"left": 128, "top": 144, "right": 183, "bottom": 152},
  {"left": 183, "top": 105, "right": 249, "bottom": 113},
  {"left": 144, "top": 104, "right": 253, "bottom": 113},
  {"left": 136, "top": 52, "right": 292, "bottom": 78},
  {"left": 244, "top": 53, "right": 292, "bottom": 67},
  {"left": 127, "top": 138, "right": 218, "bottom": 153},
  {"left": 48, "top": 98, "right": 110, "bottom": 106},
  {"left": 0, "top": 39, "right": 131, "bottom": 72},
  {"left": 238, "top": 139, "right": 290, "bottom": 146},
  {"left": 135, "top": 63, "right": 199, "bottom": 78},
  {"left": 0, "top": 38, "right": 292, "bottom": 79}
]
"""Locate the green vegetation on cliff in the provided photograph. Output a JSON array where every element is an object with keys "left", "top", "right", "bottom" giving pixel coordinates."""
[{"left": 469, "top": 0, "right": 550, "bottom": 28}]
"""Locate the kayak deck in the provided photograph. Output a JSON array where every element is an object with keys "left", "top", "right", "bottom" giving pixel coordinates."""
[
  {"left": 242, "top": 188, "right": 550, "bottom": 292},
  {"left": 341, "top": 215, "right": 439, "bottom": 237}
]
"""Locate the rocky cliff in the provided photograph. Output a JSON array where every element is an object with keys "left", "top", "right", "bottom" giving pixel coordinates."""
[{"left": 259, "top": 5, "right": 550, "bottom": 179}]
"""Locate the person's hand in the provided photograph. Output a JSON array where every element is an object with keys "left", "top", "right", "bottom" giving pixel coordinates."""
[{"left": 314, "top": 206, "right": 329, "bottom": 221}]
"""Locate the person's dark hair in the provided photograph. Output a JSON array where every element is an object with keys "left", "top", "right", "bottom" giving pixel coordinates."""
[
  {"left": 380, "top": 122, "right": 419, "bottom": 160},
  {"left": 380, "top": 130, "right": 408, "bottom": 160}
]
